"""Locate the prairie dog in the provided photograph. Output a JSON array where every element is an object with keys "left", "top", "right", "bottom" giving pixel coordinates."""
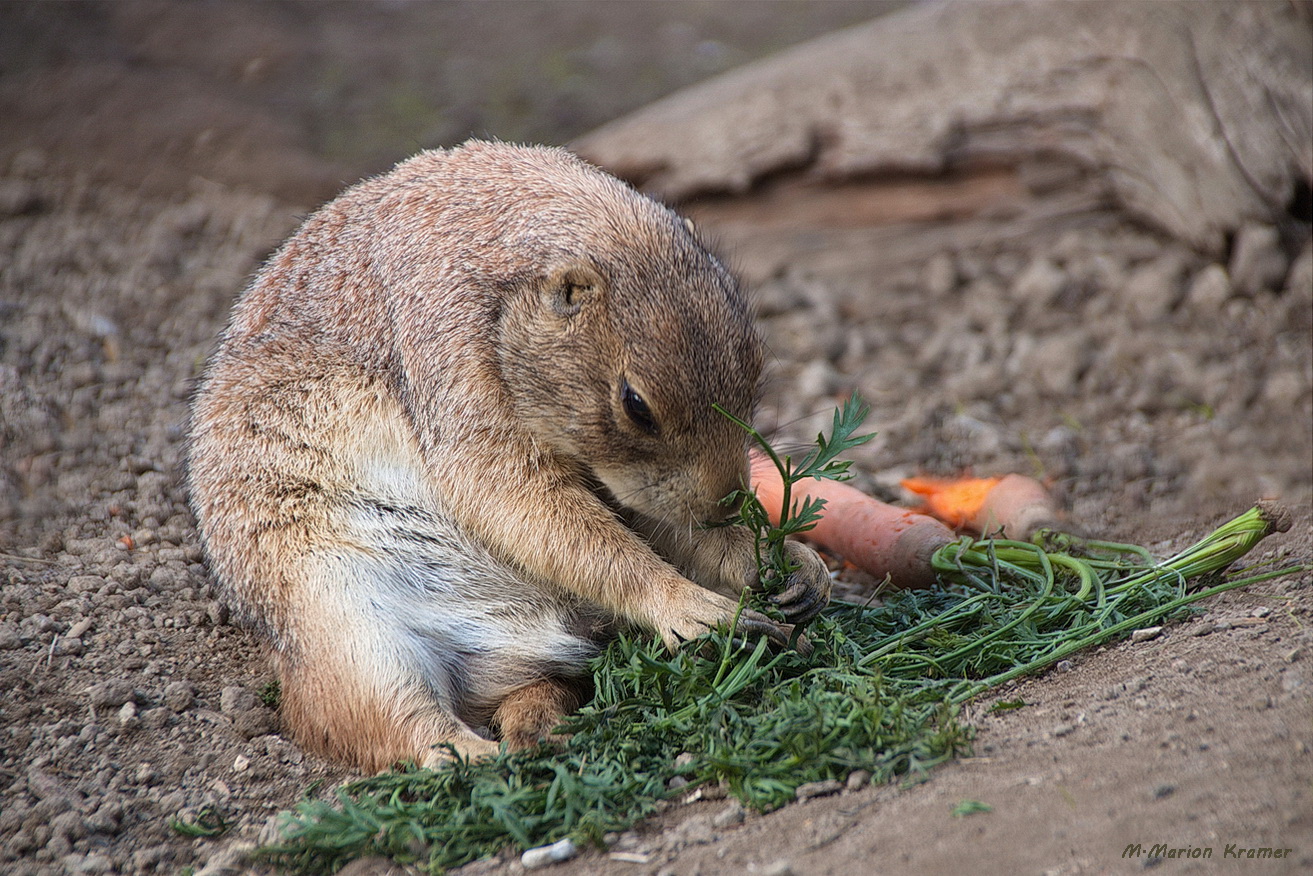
[{"left": 187, "top": 141, "right": 830, "bottom": 770}]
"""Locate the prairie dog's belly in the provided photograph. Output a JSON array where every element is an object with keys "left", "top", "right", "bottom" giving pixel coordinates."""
[{"left": 204, "top": 367, "right": 603, "bottom": 721}]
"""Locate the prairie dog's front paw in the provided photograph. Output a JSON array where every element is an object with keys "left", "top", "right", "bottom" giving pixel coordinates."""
[
  {"left": 686, "top": 524, "right": 759, "bottom": 598},
  {"left": 646, "top": 577, "right": 789, "bottom": 652},
  {"left": 766, "top": 541, "right": 831, "bottom": 625}
]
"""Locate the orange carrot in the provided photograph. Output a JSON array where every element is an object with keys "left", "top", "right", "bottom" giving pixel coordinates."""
[
  {"left": 901, "top": 474, "right": 1061, "bottom": 539},
  {"left": 750, "top": 451, "right": 955, "bottom": 591}
]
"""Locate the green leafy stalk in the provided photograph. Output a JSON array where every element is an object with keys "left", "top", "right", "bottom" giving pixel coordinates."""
[{"left": 715, "top": 395, "right": 874, "bottom": 610}]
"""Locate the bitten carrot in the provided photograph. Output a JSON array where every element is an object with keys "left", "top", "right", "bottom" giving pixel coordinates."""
[
  {"left": 749, "top": 451, "right": 955, "bottom": 590},
  {"left": 901, "top": 474, "right": 1061, "bottom": 539}
]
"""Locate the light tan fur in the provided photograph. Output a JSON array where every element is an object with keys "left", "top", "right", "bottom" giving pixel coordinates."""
[{"left": 188, "top": 141, "right": 829, "bottom": 771}]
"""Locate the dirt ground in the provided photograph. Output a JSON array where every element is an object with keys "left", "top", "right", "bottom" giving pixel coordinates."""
[{"left": 1, "top": 3, "right": 1309, "bottom": 875}]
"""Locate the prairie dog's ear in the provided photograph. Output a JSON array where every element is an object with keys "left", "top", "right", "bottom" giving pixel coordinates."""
[{"left": 543, "top": 262, "right": 605, "bottom": 317}]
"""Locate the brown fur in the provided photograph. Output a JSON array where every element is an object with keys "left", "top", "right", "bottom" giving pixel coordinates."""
[{"left": 188, "top": 141, "right": 829, "bottom": 769}]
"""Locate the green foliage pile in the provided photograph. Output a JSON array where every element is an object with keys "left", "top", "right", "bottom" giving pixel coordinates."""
[{"left": 254, "top": 399, "right": 1299, "bottom": 874}]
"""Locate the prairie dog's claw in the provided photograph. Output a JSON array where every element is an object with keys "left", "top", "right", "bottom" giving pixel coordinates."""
[{"left": 768, "top": 542, "right": 831, "bottom": 625}]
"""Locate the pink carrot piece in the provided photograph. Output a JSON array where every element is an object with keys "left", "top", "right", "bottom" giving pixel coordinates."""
[{"left": 750, "top": 451, "right": 955, "bottom": 591}]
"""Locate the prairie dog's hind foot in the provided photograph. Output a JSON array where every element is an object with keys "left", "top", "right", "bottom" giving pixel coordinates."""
[{"left": 492, "top": 677, "right": 587, "bottom": 752}]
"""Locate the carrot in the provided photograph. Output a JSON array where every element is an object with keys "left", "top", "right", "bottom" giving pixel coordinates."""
[
  {"left": 901, "top": 474, "right": 1061, "bottom": 540},
  {"left": 749, "top": 451, "right": 955, "bottom": 591}
]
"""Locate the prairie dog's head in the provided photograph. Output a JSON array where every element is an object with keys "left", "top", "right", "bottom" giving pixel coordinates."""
[{"left": 476, "top": 145, "right": 764, "bottom": 527}]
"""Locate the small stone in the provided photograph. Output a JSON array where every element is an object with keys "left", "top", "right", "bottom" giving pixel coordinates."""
[
  {"left": 712, "top": 801, "right": 745, "bottom": 828},
  {"left": 220, "top": 686, "right": 258, "bottom": 714},
  {"left": 846, "top": 769, "right": 872, "bottom": 792},
  {"left": 142, "top": 707, "right": 172, "bottom": 730},
  {"left": 88, "top": 680, "right": 135, "bottom": 708},
  {"left": 1131, "top": 626, "right": 1163, "bottom": 643},
  {"left": 521, "top": 838, "right": 578, "bottom": 869},
  {"left": 164, "top": 680, "right": 197, "bottom": 712},
  {"left": 131, "top": 845, "right": 170, "bottom": 872},
  {"left": 795, "top": 779, "right": 843, "bottom": 801},
  {"left": 0, "top": 623, "right": 22, "bottom": 650},
  {"left": 700, "top": 782, "right": 728, "bottom": 800},
  {"left": 667, "top": 775, "right": 690, "bottom": 792},
  {"left": 60, "top": 852, "right": 114, "bottom": 875},
  {"left": 67, "top": 618, "right": 93, "bottom": 639},
  {"left": 1251, "top": 606, "right": 1271, "bottom": 618},
  {"left": 49, "top": 810, "right": 87, "bottom": 842},
  {"left": 1190, "top": 623, "right": 1215, "bottom": 637},
  {"left": 208, "top": 601, "right": 230, "bottom": 626},
  {"left": 762, "top": 860, "right": 796, "bottom": 876},
  {"left": 67, "top": 575, "right": 106, "bottom": 594},
  {"left": 1284, "top": 240, "right": 1312, "bottom": 297},
  {"left": 922, "top": 252, "right": 958, "bottom": 296},
  {"left": 1123, "top": 253, "right": 1185, "bottom": 321},
  {"left": 673, "top": 751, "right": 695, "bottom": 769},
  {"left": 135, "top": 763, "right": 157, "bottom": 785},
  {"left": 233, "top": 754, "right": 250, "bottom": 773},
  {"left": 336, "top": 857, "right": 410, "bottom": 876},
  {"left": 194, "top": 842, "right": 256, "bottom": 876},
  {"left": 1229, "top": 223, "right": 1287, "bottom": 296},
  {"left": 1185, "top": 263, "right": 1231, "bottom": 309},
  {"left": 1286, "top": 647, "right": 1304, "bottom": 664},
  {"left": 1012, "top": 257, "right": 1065, "bottom": 303},
  {"left": 117, "top": 701, "right": 139, "bottom": 727},
  {"left": 1055, "top": 660, "right": 1074, "bottom": 672},
  {"left": 53, "top": 637, "right": 84, "bottom": 656},
  {"left": 233, "top": 707, "right": 276, "bottom": 739}
]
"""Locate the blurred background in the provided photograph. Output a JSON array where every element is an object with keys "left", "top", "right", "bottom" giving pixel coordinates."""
[{"left": 0, "top": 0, "right": 906, "bottom": 202}]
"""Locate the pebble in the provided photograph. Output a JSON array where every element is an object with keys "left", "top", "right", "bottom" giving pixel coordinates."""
[
  {"left": 922, "top": 252, "right": 958, "bottom": 296},
  {"left": 845, "top": 769, "right": 872, "bottom": 792},
  {"left": 67, "top": 618, "right": 94, "bottom": 639},
  {"left": 795, "top": 779, "right": 843, "bottom": 801},
  {"left": 164, "top": 680, "right": 197, "bottom": 712},
  {"left": 134, "top": 761, "right": 157, "bottom": 788},
  {"left": 1122, "top": 253, "right": 1185, "bottom": 322},
  {"left": 49, "top": 810, "right": 87, "bottom": 842},
  {"left": 232, "top": 754, "right": 250, "bottom": 773},
  {"left": 59, "top": 852, "right": 114, "bottom": 874},
  {"left": 53, "top": 636, "right": 84, "bottom": 656},
  {"left": 712, "top": 801, "right": 745, "bottom": 828},
  {"left": 220, "top": 685, "right": 258, "bottom": 714},
  {"left": 1229, "top": 223, "right": 1287, "bottom": 296},
  {"left": 0, "top": 623, "right": 22, "bottom": 650},
  {"left": 1185, "top": 263, "right": 1231, "bottom": 309},
  {"left": 1284, "top": 240, "right": 1312, "bottom": 297},
  {"left": 131, "top": 845, "right": 171, "bottom": 872},
  {"left": 67, "top": 575, "right": 106, "bottom": 593},
  {"left": 117, "top": 701, "right": 139, "bottom": 728},
  {"left": 762, "top": 860, "right": 797, "bottom": 876},
  {"left": 88, "top": 680, "right": 136, "bottom": 708},
  {"left": 1012, "top": 256, "right": 1066, "bottom": 304},
  {"left": 1131, "top": 626, "right": 1163, "bottom": 643},
  {"left": 521, "top": 837, "right": 578, "bottom": 869}
]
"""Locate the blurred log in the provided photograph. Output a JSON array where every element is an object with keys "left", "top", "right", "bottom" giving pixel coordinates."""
[{"left": 575, "top": 0, "right": 1311, "bottom": 256}]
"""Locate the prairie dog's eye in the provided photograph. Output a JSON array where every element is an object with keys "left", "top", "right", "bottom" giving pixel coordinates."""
[{"left": 621, "top": 381, "right": 658, "bottom": 435}]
